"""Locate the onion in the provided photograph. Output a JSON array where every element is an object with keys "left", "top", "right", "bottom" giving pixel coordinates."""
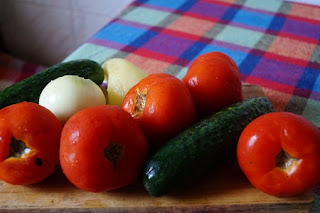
[
  {"left": 39, "top": 75, "right": 106, "bottom": 124},
  {"left": 102, "top": 58, "right": 148, "bottom": 107}
]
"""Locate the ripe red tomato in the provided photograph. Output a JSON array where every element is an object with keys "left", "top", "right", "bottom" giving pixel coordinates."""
[
  {"left": 60, "top": 105, "right": 148, "bottom": 192},
  {"left": 0, "top": 102, "right": 62, "bottom": 185},
  {"left": 237, "top": 112, "right": 320, "bottom": 196},
  {"left": 122, "top": 73, "right": 196, "bottom": 148},
  {"left": 182, "top": 52, "right": 243, "bottom": 117}
]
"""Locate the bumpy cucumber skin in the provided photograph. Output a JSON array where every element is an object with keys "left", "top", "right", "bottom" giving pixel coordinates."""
[
  {"left": 143, "top": 97, "right": 274, "bottom": 197},
  {"left": 0, "top": 59, "right": 104, "bottom": 109}
]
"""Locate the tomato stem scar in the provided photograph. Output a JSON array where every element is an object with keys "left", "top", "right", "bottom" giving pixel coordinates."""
[
  {"left": 6, "top": 137, "right": 32, "bottom": 159},
  {"left": 275, "top": 150, "right": 299, "bottom": 170},
  {"left": 104, "top": 142, "right": 123, "bottom": 171},
  {"left": 133, "top": 90, "right": 147, "bottom": 117}
]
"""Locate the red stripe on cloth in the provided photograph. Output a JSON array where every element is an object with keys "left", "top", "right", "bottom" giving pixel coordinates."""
[
  {"left": 285, "top": 13, "right": 320, "bottom": 26},
  {"left": 293, "top": 87, "right": 313, "bottom": 100},
  {"left": 161, "top": 28, "right": 202, "bottom": 42},
  {"left": 270, "top": 31, "right": 319, "bottom": 45},
  {"left": 308, "top": 61, "right": 320, "bottom": 70},
  {"left": 263, "top": 52, "right": 310, "bottom": 68},
  {"left": 134, "top": 48, "right": 177, "bottom": 64},
  {"left": 183, "top": 11, "right": 219, "bottom": 23},
  {"left": 245, "top": 76, "right": 296, "bottom": 94},
  {"left": 201, "top": 0, "right": 234, "bottom": 6}
]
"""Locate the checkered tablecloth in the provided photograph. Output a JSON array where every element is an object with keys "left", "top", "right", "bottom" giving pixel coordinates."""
[
  {"left": 0, "top": 53, "right": 46, "bottom": 91},
  {"left": 63, "top": 0, "right": 320, "bottom": 127}
]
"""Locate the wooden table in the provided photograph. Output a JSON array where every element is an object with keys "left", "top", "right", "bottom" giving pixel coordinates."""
[{"left": 0, "top": 159, "right": 313, "bottom": 213}]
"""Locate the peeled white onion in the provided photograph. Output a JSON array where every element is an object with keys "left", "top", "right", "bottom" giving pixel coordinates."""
[{"left": 39, "top": 75, "right": 106, "bottom": 124}]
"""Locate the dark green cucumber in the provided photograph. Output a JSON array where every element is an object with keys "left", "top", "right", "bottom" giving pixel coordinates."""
[
  {"left": 143, "top": 97, "right": 274, "bottom": 196},
  {"left": 0, "top": 59, "right": 104, "bottom": 109}
]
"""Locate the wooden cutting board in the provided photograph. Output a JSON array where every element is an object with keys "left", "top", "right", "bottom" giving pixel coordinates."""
[{"left": 0, "top": 85, "right": 314, "bottom": 213}]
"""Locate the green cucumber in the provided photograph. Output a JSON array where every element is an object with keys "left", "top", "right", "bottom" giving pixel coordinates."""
[
  {"left": 143, "top": 97, "right": 274, "bottom": 196},
  {"left": 0, "top": 59, "right": 104, "bottom": 109}
]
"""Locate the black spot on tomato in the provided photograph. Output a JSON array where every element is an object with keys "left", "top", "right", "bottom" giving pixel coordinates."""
[{"left": 35, "top": 158, "right": 43, "bottom": 166}]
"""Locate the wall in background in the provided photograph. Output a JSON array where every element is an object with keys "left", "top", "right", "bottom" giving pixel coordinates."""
[{"left": 0, "top": 0, "right": 133, "bottom": 66}]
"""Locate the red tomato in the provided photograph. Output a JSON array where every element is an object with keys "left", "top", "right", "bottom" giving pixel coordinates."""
[
  {"left": 0, "top": 102, "right": 62, "bottom": 185},
  {"left": 122, "top": 73, "right": 196, "bottom": 148},
  {"left": 237, "top": 112, "right": 320, "bottom": 196},
  {"left": 182, "top": 52, "right": 243, "bottom": 117},
  {"left": 60, "top": 105, "right": 148, "bottom": 192}
]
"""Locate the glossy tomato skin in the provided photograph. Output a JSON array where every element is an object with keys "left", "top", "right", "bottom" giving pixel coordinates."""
[
  {"left": 60, "top": 105, "right": 148, "bottom": 192},
  {"left": 122, "top": 73, "right": 197, "bottom": 148},
  {"left": 182, "top": 52, "right": 243, "bottom": 117},
  {"left": 0, "top": 102, "right": 62, "bottom": 185},
  {"left": 237, "top": 112, "right": 320, "bottom": 196}
]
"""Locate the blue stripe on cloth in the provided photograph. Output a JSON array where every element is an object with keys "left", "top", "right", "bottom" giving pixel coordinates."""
[
  {"left": 313, "top": 74, "right": 320, "bottom": 93},
  {"left": 130, "top": 30, "right": 159, "bottom": 48},
  {"left": 179, "top": 42, "right": 208, "bottom": 61},
  {"left": 267, "top": 15, "right": 286, "bottom": 32},
  {"left": 297, "top": 68, "right": 320, "bottom": 91},
  {"left": 93, "top": 23, "right": 146, "bottom": 45},
  {"left": 145, "top": 0, "right": 188, "bottom": 10},
  {"left": 221, "top": 7, "right": 240, "bottom": 22},
  {"left": 177, "top": 0, "right": 197, "bottom": 12},
  {"left": 232, "top": 9, "right": 274, "bottom": 29},
  {"left": 239, "top": 54, "right": 262, "bottom": 75}
]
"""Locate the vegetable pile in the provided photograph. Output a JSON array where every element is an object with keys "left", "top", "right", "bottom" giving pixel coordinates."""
[{"left": 0, "top": 52, "right": 319, "bottom": 198}]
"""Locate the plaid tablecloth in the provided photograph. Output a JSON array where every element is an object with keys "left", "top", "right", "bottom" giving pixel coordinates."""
[
  {"left": 64, "top": 0, "right": 320, "bottom": 127},
  {"left": 0, "top": 53, "right": 46, "bottom": 91}
]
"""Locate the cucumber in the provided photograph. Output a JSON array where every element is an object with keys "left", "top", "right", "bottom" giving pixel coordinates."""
[
  {"left": 143, "top": 97, "right": 274, "bottom": 196},
  {"left": 0, "top": 59, "right": 104, "bottom": 109}
]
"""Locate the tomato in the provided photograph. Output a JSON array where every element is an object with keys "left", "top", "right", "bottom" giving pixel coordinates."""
[
  {"left": 0, "top": 102, "right": 62, "bottom": 185},
  {"left": 122, "top": 73, "right": 196, "bottom": 148},
  {"left": 237, "top": 112, "right": 320, "bottom": 196},
  {"left": 182, "top": 52, "right": 243, "bottom": 117},
  {"left": 60, "top": 105, "right": 148, "bottom": 192}
]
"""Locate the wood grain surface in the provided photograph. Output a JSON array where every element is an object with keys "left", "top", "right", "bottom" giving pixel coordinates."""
[{"left": 0, "top": 85, "right": 314, "bottom": 212}]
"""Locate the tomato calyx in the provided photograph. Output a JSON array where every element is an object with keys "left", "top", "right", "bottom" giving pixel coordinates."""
[
  {"left": 6, "top": 137, "right": 32, "bottom": 159},
  {"left": 275, "top": 149, "right": 299, "bottom": 171},
  {"left": 133, "top": 89, "right": 147, "bottom": 118},
  {"left": 104, "top": 142, "right": 123, "bottom": 171}
]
